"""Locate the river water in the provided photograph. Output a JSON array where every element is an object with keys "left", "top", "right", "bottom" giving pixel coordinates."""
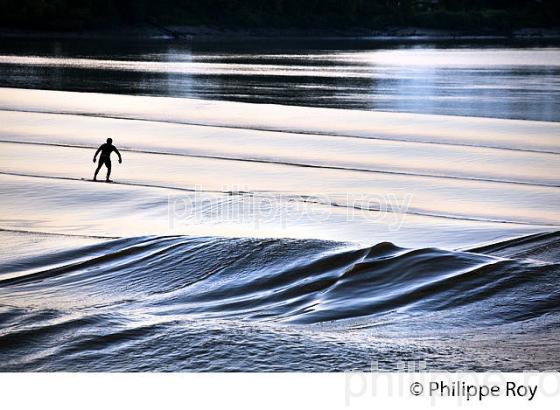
[
  {"left": 0, "top": 37, "right": 559, "bottom": 371},
  {"left": 0, "top": 37, "right": 559, "bottom": 121}
]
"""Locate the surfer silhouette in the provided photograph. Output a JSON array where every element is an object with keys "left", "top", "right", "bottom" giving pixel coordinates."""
[{"left": 93, "top": 138, "right": 122, "bottom": 182}]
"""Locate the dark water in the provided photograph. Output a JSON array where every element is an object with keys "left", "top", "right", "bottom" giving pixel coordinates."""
[
  {"left": 0, "top": 37, "right": 559, "bottom": 121},
  {"left": 1, "top": 232, "right": 559, "bottom": 371}
]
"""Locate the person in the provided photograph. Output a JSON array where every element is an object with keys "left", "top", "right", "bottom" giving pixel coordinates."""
[{"left": 93, "top": 138, "right": 122, "bottom": 182}]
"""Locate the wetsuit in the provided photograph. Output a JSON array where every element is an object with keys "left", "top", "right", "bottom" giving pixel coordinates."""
[
  {"left": 94, "top": 142, "right": 122, "bottom": 181},
  {"left": 98, "top": 143, "right": 114, "bottom": 168}
]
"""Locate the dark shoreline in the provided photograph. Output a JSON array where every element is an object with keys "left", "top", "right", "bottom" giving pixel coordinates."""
[{"left": 2, "top": 25, "right": 560, "bottom": 41}]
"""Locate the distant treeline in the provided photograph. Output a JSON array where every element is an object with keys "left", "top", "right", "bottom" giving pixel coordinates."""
[{"left": 0, "top": 0, "right": 559, "bottom": 31}]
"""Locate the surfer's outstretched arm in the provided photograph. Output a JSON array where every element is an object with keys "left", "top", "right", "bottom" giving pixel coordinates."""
[
  {"left": 114, "top": 147, "right": 122, "bottom": 163},
  {"left": 93, "top": 146, "right": 102, "bottom": 162}
]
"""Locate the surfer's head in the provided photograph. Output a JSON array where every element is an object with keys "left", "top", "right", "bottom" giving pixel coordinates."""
[{"left": 107, "top": 138, "right": 113, "bottom": 144}]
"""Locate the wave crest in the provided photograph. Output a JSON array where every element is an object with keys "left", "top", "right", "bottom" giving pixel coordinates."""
[{"left": 1, "top": 233, "right": 559, "bottom": 327}]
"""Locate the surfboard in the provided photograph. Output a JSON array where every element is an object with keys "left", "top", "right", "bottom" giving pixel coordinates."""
[{"left": 81, "top": 178, "right": 114, "bottom": 183}]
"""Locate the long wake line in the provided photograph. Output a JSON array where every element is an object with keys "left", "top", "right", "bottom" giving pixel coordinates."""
[
  {"left": 1, "top": 107, "right": 558, "bottom": 156},
  {"left": 1, "top": 171, "right": 558, "bottom": 228},
  {"left": 1, "top": 139, "right": 556, "bottom": 189},
  {"left": 0, "top": 227, "right": 118, "bottom": 240}
]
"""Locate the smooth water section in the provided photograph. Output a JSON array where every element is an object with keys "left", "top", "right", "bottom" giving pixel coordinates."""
[{"left": 1, "top": 88, "right": 558, "bottom": 247}]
